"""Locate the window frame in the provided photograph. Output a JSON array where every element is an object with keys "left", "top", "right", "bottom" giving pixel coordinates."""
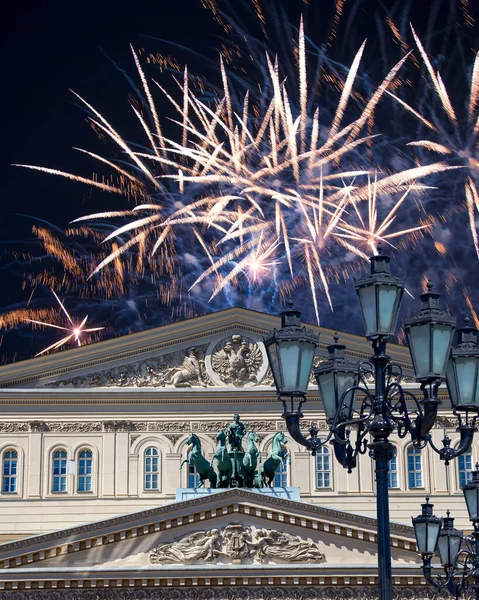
[
  {"left": 387, "top": 447, "right": 399, "bottom": 490},
  {"left": 406, "top": 446, "right": 424, "bottom": 490},
  {"left": 273, "top": 455, "right": 289, "bottom": 488},
  {"left": 144, "top": 446, "right": 160, "bottom": 491},
  {"left": 2, "top": 449, "right": 18, "bottom": 494},
  {"left": 77, "top": 448, "right": 93, "bottom": 494},
  {"left": 457, "top": 449, "right": 473, "bottom": 490},
  {"left": 51, "top": 448, "right": 68, "bottom": 494},
  {"left": 315, "top": 446, "right": 332, "bottom": 490}
]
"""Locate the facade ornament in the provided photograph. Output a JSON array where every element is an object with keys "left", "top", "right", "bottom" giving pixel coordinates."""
[
  {"left": 0, "top": 422, "right": 29, "bottom": 433},
  {"left": 103, "top": 420, "right": 147, "bottom": 432},
  {"left": 163, "top": 433, "right": 183, "bottom": 445},
  {"left": 160, "top": 347, "right": 209, "bottom": 387},
  {"left": 47, "top": 344, "right": 211, "bottom": 388},
  {"left": 0, "top": 588, "right": 458, "bottom": 599},
  {"left": 434, "top": 415, "right": 458, "bottom": 428},
  {"left": 149, "top": 523, "right": 325, "bottom": 564},
  {"left": 210, "top": 335, "right": 263, "bottom": 386},
  {"left": 148, "top": 421, "right": 192, "bottom": 432}
]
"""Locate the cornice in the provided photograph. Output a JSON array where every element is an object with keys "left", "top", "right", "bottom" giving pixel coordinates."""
[{"left": 0, "top": 489, "right": 416, "bottom": 569}]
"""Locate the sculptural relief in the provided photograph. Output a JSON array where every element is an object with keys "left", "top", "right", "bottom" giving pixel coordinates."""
[
  {"left": 47, "top": 344, "right": 211, "bottom": 388},
  {"left": 209, "top": 335, "right": 264, "bottom": 386},
  {"left": 149, "top": 523, "right": 325, "bottom": 564}
]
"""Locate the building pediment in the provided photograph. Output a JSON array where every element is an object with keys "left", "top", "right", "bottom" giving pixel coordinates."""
[
  {"left": 0, "top": 308, "right": 413, "bottom": 390},
  {"left": 0, "top": 489, "right": 421, "bottom": 587}
]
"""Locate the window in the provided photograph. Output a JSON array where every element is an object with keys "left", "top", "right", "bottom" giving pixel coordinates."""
[
  {"left": 273, "top": 456, "right": 288, "bottom": 487},
  {"left": 407, "top": 447, "right": 423, "bottom": 488},
  {"left": 316, "top": 446, "right": 331, "bottom": 488},
  {"left": 52, "top": 450, "right": 67, "bottom": 493},
  {"left": 144, "top": 447, "right": 159, "bottom": 490},
  {"left": 2, "top": 450, "right": 17, "bottom": 493},
  {"left": 188, "top": 463, "right": 201, "bottom": 489},
  {"left": 458, "top": 451, "right": 473, "bottom": 488},
  {"left": 77, "top": 449, "right": 93, "bottom": 493},
  {"left": 388, "top": 448, "right": 399, "bottom": 489}
]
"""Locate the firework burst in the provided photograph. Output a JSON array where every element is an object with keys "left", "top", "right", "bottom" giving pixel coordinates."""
[
  {"left": 24, "top": 289, "right": 104, "bottom": 356},
  {"left": 15, "top": 23, "right": 452, "bottom": 327}
]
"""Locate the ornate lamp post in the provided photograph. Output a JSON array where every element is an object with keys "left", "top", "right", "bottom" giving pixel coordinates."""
[
  {"left": 264, "top": 246, "right": 478, "bottom": 600},
  {"left": 413, "top": 468, "right": 479, "bottom": 598},
  {"left": 412, "top": 320, "right": 479, "bottom": 599}
]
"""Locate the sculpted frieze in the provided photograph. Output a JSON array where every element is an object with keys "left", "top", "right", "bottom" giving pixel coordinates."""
[
  {"left": 47, "top": 344, "right": 211, "bottom": 388},
  {"left": 148, "top": 421, "right": 192, "bottom": 432},
  {"left": 103, "top": 421, "right": 147, "bottom": 432},
  {"left": 0, "top": 422, "right": 29, "bottom": 433},
  {"left": 0, "top": 586, "right": 455, "bottom": 599},
  {"left": 149, "top": 523, "right": 325, "bottom": 564}
]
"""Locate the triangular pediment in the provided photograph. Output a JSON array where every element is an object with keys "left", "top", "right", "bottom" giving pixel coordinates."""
[
  {"left": 0, "top": 308, "right": 413, "bottom": 389},
  {"left": 0, "top": 489, "right": 419, "bottom": 578}
]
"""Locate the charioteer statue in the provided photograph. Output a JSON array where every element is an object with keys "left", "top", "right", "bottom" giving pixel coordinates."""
[
  {"left": 180, "top": 414, "right": 288, "bottom": 490},
  {"left": 225, "top": 413, "right": 247, "bottom": 452}
]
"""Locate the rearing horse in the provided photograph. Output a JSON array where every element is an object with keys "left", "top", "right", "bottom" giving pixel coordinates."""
[
  {"left": 241, "top": 431, "right": 260, "bottom": 487},
  {"left": 211, "top": 430, "right": 232, "bottom": 488},
  {"left": 258, "top": 431, "right": 288, "bottom": 487},
  {"left": 180, "top": 433, "right": 217, "bottom": 489}
]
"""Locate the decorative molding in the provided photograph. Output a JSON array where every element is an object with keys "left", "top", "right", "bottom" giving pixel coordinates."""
[
  {"left": 103, "top": 421, "right": 147, "bottom": 432},
  {"left": 209, "top": 335, "right": 264, "bottom": 387},
  {"left": 0, "top": 420, "right": 294, "bottom": 435},
  {"left": 149, "top": 523, "right": 325, "bottom": 564},
  {"left": 46, "top": 344, "right": 212, "bottom": 389},
  {"left": 148, "top": 421, "right": 192, "bottom": 432},
  {"left": 434, "top": 415, "right": 457, "bottom": 428},
  {"left": 0, "top": 586, "right": 455, "bottom": 598},
  {"left": 0, "top": 423, "right": 29, "bottom": 433}
]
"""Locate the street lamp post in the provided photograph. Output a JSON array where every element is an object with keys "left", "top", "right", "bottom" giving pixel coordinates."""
[
  {"left": 412, "top": 320, "right": 479, "bottom": 599},
  {"left": 264, "top": 247, "right": 478, "bottom": 600},
  {"left": 413, "top": 467, "right": 479, "bottom": 598}
]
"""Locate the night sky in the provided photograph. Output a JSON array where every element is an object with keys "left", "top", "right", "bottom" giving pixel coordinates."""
[{"left": 2, "top": 0, "right": 479, "bottom": 362}]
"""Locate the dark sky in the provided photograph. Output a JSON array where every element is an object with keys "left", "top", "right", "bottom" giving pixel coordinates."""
[
  {"left": 2, "top": 0, "right": 215, "bottom": 230},
  {"left": 2, "top": 0, "right": 479, "bottom": 361}
]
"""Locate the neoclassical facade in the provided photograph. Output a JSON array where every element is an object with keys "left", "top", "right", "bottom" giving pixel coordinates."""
[{"left": 0, "top": 308, "right": 473, "bottom": 598}]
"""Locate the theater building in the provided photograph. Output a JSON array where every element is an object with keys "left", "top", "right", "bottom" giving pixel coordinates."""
[{"left": 0, "top": 308, "right": 470, "bottom": 598}]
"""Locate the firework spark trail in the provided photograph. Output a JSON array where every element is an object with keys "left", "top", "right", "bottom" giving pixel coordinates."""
[
  {"left": 24, "top": 289, "right": 104, "bottom": 356},
  {"left": 388, "top": 26, "right": 479, "bottom": 256}
]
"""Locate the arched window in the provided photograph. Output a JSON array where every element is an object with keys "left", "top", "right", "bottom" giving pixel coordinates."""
[
  {"left": 407, "top": 447, "right": 423, "bottom": 489},
  {"left": 188, "top": 463, "right": 201, "bottom": 489},
  {"left": 316, "top": 446, "right": 331, "bottom": 488},
  {"left": 2, "top": 450, "right": 18, "bottom": 493},
  {"left": 388, "top": 448, "right": 399, "bottom": 489},
  {"left": 52, "top": 450, "right": 67, "bottom": 493},
  {"left": 458, "top": 450, "right": 473, "bottom": 488},
  {"left": 144, "top": 447, "right": 159, "bottom": 491},
  {"left": 77, "top": 449, "right": 93, "bottom": 493},
  {"left": 273, "top": 456, "right": 288, "bottom": 487}
]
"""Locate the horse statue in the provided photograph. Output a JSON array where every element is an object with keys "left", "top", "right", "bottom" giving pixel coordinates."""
[
  {"left": 258, "top": 431, "right": 288, "bottom": 487},
  {"left": 241, "top": 431, "right": 260, "bottom": 487},
  {"left": 180, "top": 433, "right": 217, "bottom": 489},
  {"left": 211, "top": 431, "right": 232, "bottom": 488}
]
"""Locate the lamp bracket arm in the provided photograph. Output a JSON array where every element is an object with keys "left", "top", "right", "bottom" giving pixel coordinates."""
[
  {"left": 421, "top": 556, "right": 460, "bottom": 595},
  {"left": 333, "top": 385, "right": 374, "bottom": 430},
  {"left": 385, "top": 362, "right": 403, "bottom": 386},
  {"left": 282, "top": 413, "right": 330, "bottom": 454}
]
